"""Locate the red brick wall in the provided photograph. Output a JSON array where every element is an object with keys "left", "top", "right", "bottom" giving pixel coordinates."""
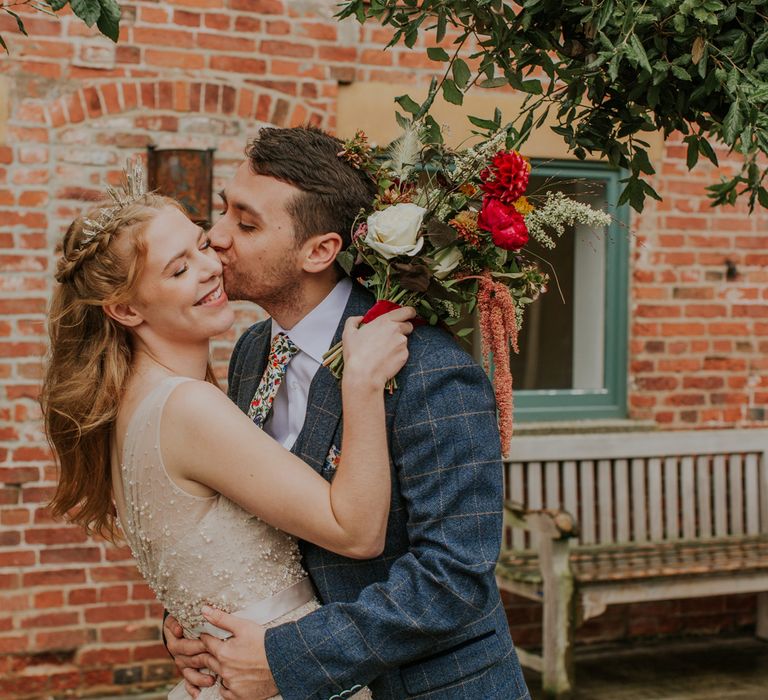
[
  {"left": 0, "top": 1, "right": 766, "bottom": 697},
  {"left": 630, "top": 142, "right": 768, "bottom": 426}
]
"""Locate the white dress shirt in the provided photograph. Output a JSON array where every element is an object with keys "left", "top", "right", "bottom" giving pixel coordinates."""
[{"left": 262, "top": 278, "right": 353, "bottom": 449}]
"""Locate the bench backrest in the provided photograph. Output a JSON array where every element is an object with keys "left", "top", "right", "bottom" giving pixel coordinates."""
[{"left": 505, "top": 429, "right": 768, "bottom": 550}]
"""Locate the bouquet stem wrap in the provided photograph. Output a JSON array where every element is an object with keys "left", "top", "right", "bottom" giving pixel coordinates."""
[{"left": 322, "top": 300, "right": 425, "bottom": 393}]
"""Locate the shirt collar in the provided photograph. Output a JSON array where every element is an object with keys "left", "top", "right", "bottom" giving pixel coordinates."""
[{"left": 270, "top": 278, "right": 353, "bottom": 364}]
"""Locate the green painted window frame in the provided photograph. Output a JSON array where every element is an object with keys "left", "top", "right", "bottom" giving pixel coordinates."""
[{"left": 511, "top": 160, "right": 630, "bottom": 422}]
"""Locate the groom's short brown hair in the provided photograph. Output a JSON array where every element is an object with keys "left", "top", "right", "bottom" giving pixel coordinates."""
[{"left": 245, "top": 126, "right": 377, "bottom": 248}]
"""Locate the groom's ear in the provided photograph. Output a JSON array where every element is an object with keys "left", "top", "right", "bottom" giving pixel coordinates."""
[{"left": 300, "top": 232, "right": 343, "bottom": 274}]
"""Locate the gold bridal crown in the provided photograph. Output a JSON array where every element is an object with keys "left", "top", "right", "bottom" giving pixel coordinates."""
[{"left": 79, "top": 159, "right": 148, "bottom": 248}]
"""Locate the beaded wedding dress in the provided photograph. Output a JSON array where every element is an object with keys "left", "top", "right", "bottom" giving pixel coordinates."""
[{"left": 112, "top": 377, "right": 371, "bottom": 700}]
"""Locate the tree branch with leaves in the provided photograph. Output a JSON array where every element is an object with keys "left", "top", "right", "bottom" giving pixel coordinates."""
[
  {"left": 1, "top": 0, "right": 121, "bottom": 53},
  {"left": 339, "top": 0, "right": 768, "bottom": 212}
]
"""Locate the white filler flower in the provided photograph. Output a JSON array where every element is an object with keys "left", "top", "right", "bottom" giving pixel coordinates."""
[{"left": 365, "top": 203, "right": 427, "bottom": 259}]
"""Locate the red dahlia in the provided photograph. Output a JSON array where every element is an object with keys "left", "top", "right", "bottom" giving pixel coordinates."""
[{"left": 479, "top": 150, "right": 530, "bottom": 204}]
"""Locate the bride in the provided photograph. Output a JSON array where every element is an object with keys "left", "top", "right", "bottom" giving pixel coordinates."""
[{"left": 41, "top": 186, "right": 415, "bottom": 700}]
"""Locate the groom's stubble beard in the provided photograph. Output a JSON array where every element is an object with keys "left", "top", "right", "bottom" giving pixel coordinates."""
[{"left": 222, "top": 245, "right": 303, "bottom": 316}]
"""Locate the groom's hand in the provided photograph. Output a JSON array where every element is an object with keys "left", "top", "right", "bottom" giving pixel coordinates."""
[
  {"left": 164, "top": 614, "right": 216, "bottom": 697},
  {"left": 200, "top": 606, "right": 278, "bottom": 700}
]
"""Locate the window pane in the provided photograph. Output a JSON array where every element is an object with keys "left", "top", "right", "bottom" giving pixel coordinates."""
[{"left": 511, "top": 176, "right": 608, "bottom": 391}]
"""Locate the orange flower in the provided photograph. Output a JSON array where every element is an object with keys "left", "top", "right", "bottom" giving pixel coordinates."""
[
  {"left": 513, "top": 196, "right": 534, "bottom": 216},
  {"left": 450, "top": 210, "right": 482, "bottom": 247}
]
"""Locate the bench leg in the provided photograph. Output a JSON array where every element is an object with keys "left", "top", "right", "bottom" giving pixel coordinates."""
[
  {"left": 541, "top": 538, "right": 575, "bottom": 698},
  {"left": 758, "top": 593, "right": 768, "bottom": 641}
]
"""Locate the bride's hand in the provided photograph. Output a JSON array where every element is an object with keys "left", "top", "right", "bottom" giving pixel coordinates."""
[{"left": 342, "top": 307, "right": 417, "bottom": 390}]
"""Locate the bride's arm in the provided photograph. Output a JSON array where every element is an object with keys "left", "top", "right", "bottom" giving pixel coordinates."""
[{"left": 163, "top": 307, "right": 415, "bottom": 559}]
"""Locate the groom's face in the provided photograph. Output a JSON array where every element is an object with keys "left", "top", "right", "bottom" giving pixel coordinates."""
[{"left": 209, "top": 162, "right": 303, "bottom": 306}]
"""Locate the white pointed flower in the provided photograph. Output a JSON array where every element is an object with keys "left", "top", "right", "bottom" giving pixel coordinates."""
[{"left": 430, "top": 246, "right": 463, "bottom": 279}]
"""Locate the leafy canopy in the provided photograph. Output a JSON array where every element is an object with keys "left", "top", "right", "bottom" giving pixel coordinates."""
[
  {"left": 1, "top": 0, "right": 121, "bottom": 53},
  {"left": 338, "top": 0, "right": 768, "bottom": 212}
]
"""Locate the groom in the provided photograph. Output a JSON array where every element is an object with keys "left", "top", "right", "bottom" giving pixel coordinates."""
[{"left": 165, "top": 126, "right": 529, "bottom": 700}]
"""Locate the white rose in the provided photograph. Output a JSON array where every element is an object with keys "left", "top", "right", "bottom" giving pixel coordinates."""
[
  {"left": 365, "top": 203, "right": 427, "bottom": 259},
  {"left": 431, "top": 246, "right": 463, "bottom": 279}
]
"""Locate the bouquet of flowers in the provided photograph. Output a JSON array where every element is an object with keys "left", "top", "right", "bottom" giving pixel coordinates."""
[{"left": 325, "top": 120, "right": 611, "bottom": 452}]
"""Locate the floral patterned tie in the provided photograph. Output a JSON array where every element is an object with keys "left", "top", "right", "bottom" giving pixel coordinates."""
[{"left": 248, "top": 332, "right": 299, "bottom": 428}]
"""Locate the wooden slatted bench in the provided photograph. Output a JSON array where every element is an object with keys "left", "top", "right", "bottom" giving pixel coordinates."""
[{"left": 496, "top": 428, "right": 768, "bottom": 698}]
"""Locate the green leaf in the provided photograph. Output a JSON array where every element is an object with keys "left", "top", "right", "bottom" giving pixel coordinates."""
[
  {"left": 404, "top": 24, "right": 418, "bottom": 48},
  {"left": 629, "top": 33, "right": 652, "bottom": 74},
  {"left": 96, "top": 0, "right": 120, "bottom": 42},
  {"left": 670, "top": 65, "right": 691, "bottom": 81},
  {"left": 6, "top": 10, "right": 28, "bottom": 36},
  {"left": 427, "top": 46, "right": 450, "bottom": 62},
  {"left": 720, "top": 2, "right": 737, "bottom": 22},
  {"left": 698, "top": 44, "right": 709, "bottom": 79},
  {"left": 336, "top": 250, "right": 355, "bottom": 276},
  {"left": 423, "top": 114, "right": 444, "bottom": 145},
  {"left": 452, "top": 58, "right": 471, "bottom": 89},
  {"left": 520, "top": 79, "right": 543, "bottom": 94},
  {"left": 642, "top": 180, "right": 662, "bottom": 202},
  {"left": 395, "top": 93, "right": 420, "bottom": 115},
  {"left": 478, "top": 77, "right": 508, "bottom": 89},
  {"left": 631, "top": 148, "right": 655, "bottom": 175},
  {"left": 685, "top": 136, "right": 699, "bottom": 169},
  {"left": 758, "top": 186, "right": 768, "bottom": 209},
  {"left": 468, "top": 114, "right": 500, "bottom": 131},
  {"left": 435, "top": 14, "right": 447, "bottom": 44},
  {"left": 754, "top": 30, "right": 768, "bottom": 55},
  {"left": 608, "top": 52, "right": 621, "bottom": 82},
  {"left": 698, "top": 137, "right": 719, "bottom": 166},
  {"left": 441, "top": 78, "right": 463, "bottom": 105},
  {"left": 45, "top": 0, "right": 69, "bottom": 10},
  {"left": 70, "top": 0, "right": 101, "bottom": 26},
  {"left": 722, "top": 99, "right": 744, "bottom": 144},
  {"left": 618, "top": 176, "right": 646, "bottom": 212},
  {"left": 748, "top": 84, "right": 768, "bottom": 103}
]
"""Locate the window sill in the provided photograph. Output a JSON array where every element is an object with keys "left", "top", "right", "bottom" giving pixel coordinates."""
[{"left": 514, "top": 418, "right": 657, "bottom": 437}]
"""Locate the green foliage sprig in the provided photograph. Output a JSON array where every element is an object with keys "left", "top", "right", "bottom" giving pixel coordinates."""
[
  {"left": 1, "top": 0, "right": 120, "bottom": 53},
  {"left": 338, "top": 0, "right": 768, "bottom": 212}
]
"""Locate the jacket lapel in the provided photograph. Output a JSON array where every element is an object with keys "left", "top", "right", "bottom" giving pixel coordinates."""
[{"left": 292, "top": 283, "right": 375, "bottom": 473}]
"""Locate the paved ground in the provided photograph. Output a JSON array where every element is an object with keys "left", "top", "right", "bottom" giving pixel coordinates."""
[
  {"left": 91, "top": 635, "right": 768, "bottom": 700},
  {"left": 526, "top": 635, "right": 768, "bottom": 700}
]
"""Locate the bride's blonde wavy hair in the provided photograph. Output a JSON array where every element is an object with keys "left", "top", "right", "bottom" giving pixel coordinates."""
[{"left": 42, "top": 194, "right": 217, "bottom": 541}]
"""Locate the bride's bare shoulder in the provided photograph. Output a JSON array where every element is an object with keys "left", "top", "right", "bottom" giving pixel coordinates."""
[{"left": 163, "top": 379, "right": 237, "bottom": 426}]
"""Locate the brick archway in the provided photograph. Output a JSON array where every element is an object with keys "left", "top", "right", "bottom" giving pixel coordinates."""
[{"left": 34, "top": 79, "right": 328, "bottom": 130}]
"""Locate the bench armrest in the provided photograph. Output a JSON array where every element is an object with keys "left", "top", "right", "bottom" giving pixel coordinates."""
[{"left": 504, "top": 500, "right": 579, "bottom": 540}]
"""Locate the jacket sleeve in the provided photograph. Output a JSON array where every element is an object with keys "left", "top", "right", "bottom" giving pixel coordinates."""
[{"left": 264, "top": 335, "right": 505, "bottom": 699}]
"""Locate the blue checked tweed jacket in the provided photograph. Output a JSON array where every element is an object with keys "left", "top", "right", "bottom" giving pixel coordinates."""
[{"left": 227, "top": 284, "right": 529, "bottom": 700}]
